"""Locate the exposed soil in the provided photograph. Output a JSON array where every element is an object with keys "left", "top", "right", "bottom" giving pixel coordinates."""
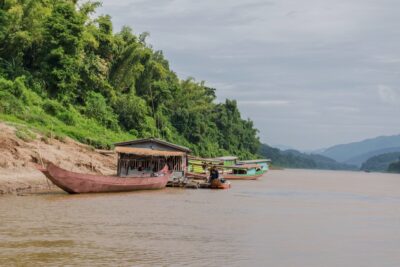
[{"left": 0, "top": 122, "right": 117, "bottom": 195}]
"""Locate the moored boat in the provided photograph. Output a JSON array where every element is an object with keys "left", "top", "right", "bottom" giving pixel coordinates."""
[
  {"left": 237, "top": 159, "right": 271, "bottom": 173},
  {"left": 37, "top": 163, "right": 171, "bottom": 194},
  {"left": 186, "top": 172, "right": 208, "bottom": 180},
  {"left": 223, "top": 164, "right": 264, "bottom": 180},
  {"left": 210, "top": 179, "right": 231, "bottom": 189},
  {"left": 186, "top": 172, "right": 231, "bottom": 189}
]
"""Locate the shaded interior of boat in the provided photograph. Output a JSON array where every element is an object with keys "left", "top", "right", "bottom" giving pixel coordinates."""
[
  {"left": 231, "top": 164, "right": 263, "bottom": 176},
  {"left": 117, "top": 154, "right": 185, "bottom": 177}
]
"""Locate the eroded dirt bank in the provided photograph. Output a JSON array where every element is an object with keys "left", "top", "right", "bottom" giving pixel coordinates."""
[{"left": 0, "top": 122, "right": 117, "bottom": 195}]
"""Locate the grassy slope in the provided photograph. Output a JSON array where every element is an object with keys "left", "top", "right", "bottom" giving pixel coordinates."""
[{"left": 0, "top": 88, "right": 133, "bottom": 149}]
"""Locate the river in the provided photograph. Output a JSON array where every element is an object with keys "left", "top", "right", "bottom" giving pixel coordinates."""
[{"left": 1, "top": 169, "right": 400, "bottom": 266}]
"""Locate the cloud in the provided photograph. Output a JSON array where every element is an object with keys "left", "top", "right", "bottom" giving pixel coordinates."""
[
  {"left": 238, "top": 100, "right": 290, "bottom": 106},
  {"left": 99, "top": 0, "right": 400, "bottom": 149},
  {"left": 378, "top": 85, "right": 400, "bottom": 104},
  {"left": 326, "top": 106, "right": 360, "bottom": 113}
]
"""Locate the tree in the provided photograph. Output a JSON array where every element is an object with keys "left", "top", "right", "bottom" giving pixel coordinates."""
[{"left": 40, "top": 0, "right": 85, "bottom": 100}]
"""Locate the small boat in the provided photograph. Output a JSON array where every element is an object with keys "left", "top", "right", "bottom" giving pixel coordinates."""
[
  {"left": 223, "top": 164, "right": 264, "bottom": 180},
  {"left": 37, "top": 163, "right": 171, "bottom": 194},
  {"left": 210, "top": 179, "right": 231, "bottom": 189},
  {"left": 186, "top": 172, "right": 231, "bottom": 189},
  {"left": 186, "top": 172, "right": 208, "bottom": 180}
]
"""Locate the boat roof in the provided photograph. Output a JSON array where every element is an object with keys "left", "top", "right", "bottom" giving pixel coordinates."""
[
  {"left": 115, "top": 146, "right": 186, "bottom": 156},
  {"left": 214, "top": 156, "right": 238, "bottom": 161},
  {"left": 238, "top": 159, "right": 271, "bottom": 163},
  {"left": 231, "top": 164, "right": 261, "bottom": 169},
  {"left": 114, "top": 138, "right": 191, "bottom": 153},
  {"left": 188, "top": 156, "right": 223, "bottom": 163}
]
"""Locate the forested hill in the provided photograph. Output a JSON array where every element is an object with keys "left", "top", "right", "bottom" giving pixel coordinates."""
[
  {"left": 0, "top": 1, "right": 260, "bottom": 158},
  {"left": 259, "top": 144, "right": 357, "bottom": 170}
]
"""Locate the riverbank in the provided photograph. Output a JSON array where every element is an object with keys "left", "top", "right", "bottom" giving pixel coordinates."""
[{"left": 0, "top": 122, "right": 117, "bottom": 195}]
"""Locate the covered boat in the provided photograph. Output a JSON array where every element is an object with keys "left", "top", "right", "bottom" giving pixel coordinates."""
[
  {"left": 237, "top": 159, "right": 271, "bottom": 173},
  {"left": 38, "top": 163, "right": 171, "bottom": 194},
  {"left": 223, "top": 164, "right": 264, "bottom": 180}
]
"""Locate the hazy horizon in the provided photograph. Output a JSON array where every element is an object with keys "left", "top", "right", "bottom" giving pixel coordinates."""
[{"left": 98, "top": 0, "right": 400, "bottom": 150}]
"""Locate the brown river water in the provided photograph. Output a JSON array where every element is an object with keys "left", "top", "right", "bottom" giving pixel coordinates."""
[{"left": 1, "top": 169, "right": 400, "bottom": 267}]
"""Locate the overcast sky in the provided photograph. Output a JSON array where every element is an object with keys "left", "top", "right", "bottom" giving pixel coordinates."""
[{"left": 98, "top": 0, "right": 400, "bottom": 150}]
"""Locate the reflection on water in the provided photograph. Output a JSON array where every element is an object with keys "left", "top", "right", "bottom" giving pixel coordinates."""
[{"left": 1, "top": 169, "right": 400, "bottom": 266}]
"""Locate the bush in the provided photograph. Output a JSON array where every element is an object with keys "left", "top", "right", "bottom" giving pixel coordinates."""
[
  {"left": 0, "top": 77, "right": 14, "bottom": 93},
  {"left": 42, "top": 99, "right": 66, "bottom": 116},
  {"left": 0, "top": 76, "right": 26, "bottom": 97},
  {"left": 114, "top": 93, "right": 149, "bottom": 132},
  {"left": 57, "top": 112, "right": 76, "bottom": 126},
  {"left": 23, "top": 111, "right": 48, "bottom": 126},
  {"left": 85, "top": 91, "right": 119, "bottom": 130},
  {"left": 0, "top": 91, "right": 25, "bottom": 114},
  {"left": 21, "top": 88, "right": 43, "bottom": 106},
  {"left": 12, "top": 76, "right": 26, "bottom": 98}
]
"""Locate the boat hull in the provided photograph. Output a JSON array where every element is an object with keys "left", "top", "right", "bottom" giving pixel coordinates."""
[
  {"left": 186, "top": 172, "right": 208, "bottom": 180},
  {"left": 187, "top": 171, "right": 262, "bottom": 181},
  {"left": 40, "top": 163, "right": 171, "bottom": 194},
  {"left": 210, "top": 179, "right": 231, "bottom": 189},
  {"left": 222, "top": 173, "right": 263, "bottom": 180}
]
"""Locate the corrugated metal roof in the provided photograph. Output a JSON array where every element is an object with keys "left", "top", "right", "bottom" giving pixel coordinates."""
[
  {"left": 115, "top": 146, "right": 186, "bottom": 156},
  {"left": 114, "top": 138, "right": 191, "bottom": 153}
]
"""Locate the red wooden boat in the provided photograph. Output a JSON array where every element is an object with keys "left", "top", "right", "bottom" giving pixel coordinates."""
[{"left": 37, "top": 163, "right": 171, "bottom": 194}]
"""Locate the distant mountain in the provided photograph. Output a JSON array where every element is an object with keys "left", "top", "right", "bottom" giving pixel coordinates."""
[
  {"left": 259, "top": 144, "right": 357, "bottom": 170},
  {"left": 360, "top": 152, "right": 400, "bottom": 172},
  {"left": 320, "top": 135, "right": 400, "bottom": 164},
  {"left": 272, "top": 144, "right": 295, "bottom": 151},
  {"left": 346, "top": 146, "right": 400, "bottom": 167}
]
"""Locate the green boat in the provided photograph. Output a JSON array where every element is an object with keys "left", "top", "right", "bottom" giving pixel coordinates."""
[
  {"left": 222, "top": 164, "right": 264, "bottom": 180},
  {"left": 237, "top": 159, "right": 271, "bottom": 173}
]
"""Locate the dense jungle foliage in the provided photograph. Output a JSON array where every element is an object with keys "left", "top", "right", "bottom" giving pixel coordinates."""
[{"left": 0, "top": 0, "right": 260, "bottom": 158}]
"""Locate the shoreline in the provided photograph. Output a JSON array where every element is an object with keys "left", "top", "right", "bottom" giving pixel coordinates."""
[
  {"left": 0, "top": 167, "right": 62, "bottom": 195},
  {"left": 0, "top": 122, "right": 117, "bottom": 195}
]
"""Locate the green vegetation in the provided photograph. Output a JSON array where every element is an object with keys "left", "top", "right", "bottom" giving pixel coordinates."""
[
  {"left": 360, "top": 152, "right": 400, "bottom": 172},
  {"left": 0, "top": 0, "right": 260, "bottom": 157},
  {"left": 387, "top": 159, "right": 400, "bottom": 173},
  {"left": 259, "top": 144, "right": 357, "bottom": 170}
]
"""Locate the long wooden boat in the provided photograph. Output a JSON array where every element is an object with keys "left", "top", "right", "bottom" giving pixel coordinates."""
[
  {"left": 222, "top": 173, "right": 263, "bottom": 180},
  {"left": 237, "top": 159, "right": 271, "bottom": 173},
  {"left": 37, "top": 163, "right": 171, "bottom": 194},
  {"left": 223, "top": 164, "right": 264, "bottom": 180}
]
